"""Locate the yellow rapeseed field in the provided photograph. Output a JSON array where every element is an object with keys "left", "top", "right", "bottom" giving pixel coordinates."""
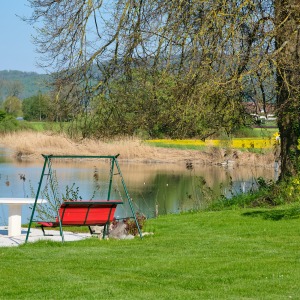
[{"left": 147, "top": 133, "right": 280, "bottom": 150}]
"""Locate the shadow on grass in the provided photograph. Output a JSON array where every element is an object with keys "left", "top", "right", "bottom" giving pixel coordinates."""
[{"left": 242, "top": 207, "right": 300, "bottom": 221}]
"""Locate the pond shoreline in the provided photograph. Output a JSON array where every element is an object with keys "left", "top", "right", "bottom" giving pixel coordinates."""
[{"left": 0, "top": 131, "right": 275, "bottom": 168}]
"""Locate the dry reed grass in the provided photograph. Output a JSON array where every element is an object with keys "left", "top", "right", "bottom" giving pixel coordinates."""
[
  {"left": 0, "top": 132, "right": 147, "bottom": 160},
  {"left": 0, "top": 131, "right": 275, "bottom": 167}
]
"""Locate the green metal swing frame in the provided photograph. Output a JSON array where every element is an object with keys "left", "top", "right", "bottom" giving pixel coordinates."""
[{"left": 25, "top": 154, "right": 143, "bottom": 243}]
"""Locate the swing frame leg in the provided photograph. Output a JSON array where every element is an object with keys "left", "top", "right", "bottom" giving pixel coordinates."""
[{"left": 102, "top": 223, "right": 109, "bottom": 239}]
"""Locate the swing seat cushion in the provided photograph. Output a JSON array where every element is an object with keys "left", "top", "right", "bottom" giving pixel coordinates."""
[{"left": 38, "top": 200, "right": 123, "bottom": 228}]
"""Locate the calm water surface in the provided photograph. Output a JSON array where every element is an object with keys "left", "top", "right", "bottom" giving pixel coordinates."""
[{"left": 0, "top": 147, "right": 276, "bottom": 225}]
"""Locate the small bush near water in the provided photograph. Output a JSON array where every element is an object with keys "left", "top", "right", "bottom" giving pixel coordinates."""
[{"left": 209, "top": 176, "right": 300, "bottom": 210}]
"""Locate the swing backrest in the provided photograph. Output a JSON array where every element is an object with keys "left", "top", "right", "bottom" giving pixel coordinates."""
[{"left": 57, "top": 200, "right": 123, "bottom": 225}]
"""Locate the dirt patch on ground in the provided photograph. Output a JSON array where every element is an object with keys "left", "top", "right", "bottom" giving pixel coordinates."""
[{"left": 0, "top": 131, "right": 275, "bottom": 168}]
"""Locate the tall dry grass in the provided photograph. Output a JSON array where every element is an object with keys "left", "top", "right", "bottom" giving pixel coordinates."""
[
  {"left": 0, "top": 131, "right": 197, "bottom": 162},
  {"left": 0, "top": 132, "right": 146, "bottom": 160},
  {"left": 0, "top": 131, "right": 275, "bottom": 167}
]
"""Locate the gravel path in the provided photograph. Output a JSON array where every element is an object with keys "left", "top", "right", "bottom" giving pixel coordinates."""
[{"left": 0, "top": 226, "right": 92, "bottom": 247}]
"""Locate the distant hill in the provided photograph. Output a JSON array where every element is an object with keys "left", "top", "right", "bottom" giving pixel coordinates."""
[{"left": 0, "top": 70, "right": 50, "bottom": 99}]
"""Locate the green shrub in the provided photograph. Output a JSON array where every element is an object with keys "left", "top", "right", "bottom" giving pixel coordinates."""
[
  {"left": 0, "top": 113, "right": 19, "bottom": 133},
  {"left": 0, "top": 111, "right": 33, "bottom": 133},
  {"left": 0, "top": 110, "right": 6, "bottom": 121}
]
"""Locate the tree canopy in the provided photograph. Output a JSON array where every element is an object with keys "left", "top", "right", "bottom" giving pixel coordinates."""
[
  {"left": 3, "top": 96, "right": 22, "bottom": 117},
  {"left": 22, "top": 93, "right": 51, "bottom": 121},
  {"left": 26, "top": 0, "right": 300, "bottom": 179}
]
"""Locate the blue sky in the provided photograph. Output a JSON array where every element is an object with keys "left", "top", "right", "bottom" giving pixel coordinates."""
[{"left": 0, "top": 1, "right": 43, "bottom": 73}]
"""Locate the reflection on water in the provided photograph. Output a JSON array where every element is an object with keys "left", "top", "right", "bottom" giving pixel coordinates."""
[{"left": 0, "top": 148, "right": 275, "bottom": 225}]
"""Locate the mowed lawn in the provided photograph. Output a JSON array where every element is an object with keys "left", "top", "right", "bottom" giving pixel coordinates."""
[{"left": 0, "top": 207, "right": 300, "bottom": 299}]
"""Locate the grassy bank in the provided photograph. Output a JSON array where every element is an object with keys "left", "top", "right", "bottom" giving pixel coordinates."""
[
  {"left": 29, "top": 121, "right": 68, "bottom": 132},
  {"left": 1, "top": 206, "right": 300, "bottom": 299}
]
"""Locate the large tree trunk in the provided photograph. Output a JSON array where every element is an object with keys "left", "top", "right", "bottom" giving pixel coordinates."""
[{"left": 275, "top": 0, "right": 300, "bottom": 179}]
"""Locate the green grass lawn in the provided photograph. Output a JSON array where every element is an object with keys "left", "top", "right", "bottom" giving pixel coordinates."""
[{"left": 1, "top": 206, "right": 300, "bottom": 299}]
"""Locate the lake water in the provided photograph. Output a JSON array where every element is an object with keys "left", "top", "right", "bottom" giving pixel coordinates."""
[{"left": 0, "top": 147, "right": 276, "bottom": 225}]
